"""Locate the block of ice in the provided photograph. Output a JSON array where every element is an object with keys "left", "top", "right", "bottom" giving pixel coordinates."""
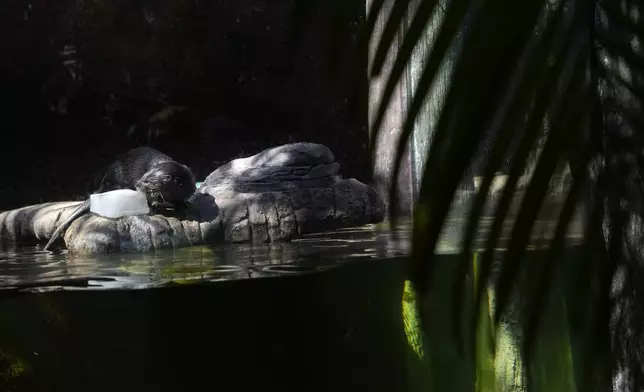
[{"left": 89, "top": 189, "right": 150, "bottom": 219}]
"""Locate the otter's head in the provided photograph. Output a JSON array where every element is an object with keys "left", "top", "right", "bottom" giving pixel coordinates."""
[{"left": 135, "top": 161, "right": 197, "bottom": 207}]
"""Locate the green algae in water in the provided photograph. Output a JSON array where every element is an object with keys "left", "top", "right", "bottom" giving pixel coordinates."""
[
  {"left": 171, "top": 245, "right": 216, "bottom": 257},
  {"left": 115, "top": 245, "right": 219, "bottom": 276},
  {"left": 117, "top": 264, "right": 155, "bottom": 275}
]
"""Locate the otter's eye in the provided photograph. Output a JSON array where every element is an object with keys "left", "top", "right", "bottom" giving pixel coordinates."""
[{"left": 163, "top": 175, "right": 172, "bottom": 182}]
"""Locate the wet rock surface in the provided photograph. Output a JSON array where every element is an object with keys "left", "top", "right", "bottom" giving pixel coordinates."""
[{"left": 0, "top": 143, "right": 385, "bottom": 255}]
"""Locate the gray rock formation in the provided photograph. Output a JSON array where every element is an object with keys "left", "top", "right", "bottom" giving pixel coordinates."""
[{"left": 0, "top": 143, "right": 386, "bottom": 255}]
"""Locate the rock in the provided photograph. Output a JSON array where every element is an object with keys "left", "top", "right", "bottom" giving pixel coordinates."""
[
  {"left": 0, "top": 143, "right": 386, "bottom": 255},
  {"left": 203, "top": 142, "right": 337, "bottom": 186},
  {"left": 0, "top": 202, "right": 83, "bottom": 243}
]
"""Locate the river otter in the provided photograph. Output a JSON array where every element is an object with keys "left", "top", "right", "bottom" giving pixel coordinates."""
[{"left": 43, "top": 146, "right": 197, "bottom": 251}]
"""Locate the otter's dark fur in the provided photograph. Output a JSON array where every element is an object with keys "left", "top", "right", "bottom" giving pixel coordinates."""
[{"left": 44, "top": 147, "right": 197, "bottom": 251}]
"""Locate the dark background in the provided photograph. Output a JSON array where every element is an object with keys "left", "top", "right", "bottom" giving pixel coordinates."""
[{"left": 0, "top": 0, "right": 370, "bottom": 210}]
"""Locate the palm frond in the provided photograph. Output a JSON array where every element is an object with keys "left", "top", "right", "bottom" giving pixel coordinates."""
[
  {"left": 491, "top": 51, "right": 589, "bottom": 328},
  {"left": 286, "top": 0, "right": 644, "bottom": 388},
  {"left": 372, "top": 0, "right": 473, "bottom": 212},
  {"left": 366, "top": 0, "right": 443, "bottom": 162},
  {"left": 452, "top": 0, "right": 572, "bottom": 352},
  {"left": 361, "top": 0, "right": 606, "bottom": 385},
  {"left": 408, "top": 0, "right": 559, "bottom": 297}
]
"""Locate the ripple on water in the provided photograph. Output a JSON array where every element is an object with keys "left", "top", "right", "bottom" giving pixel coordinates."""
[
  {"left": 0, "top": 213, "right": 583, "bottom": 291},
  {"left": 0, "top": 222, "right": 412, "bottom": 290}
]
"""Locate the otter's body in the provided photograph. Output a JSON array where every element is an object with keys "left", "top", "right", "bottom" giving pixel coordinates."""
[{"left": 44, "top": 147, "right": 196, "bottom": 251}]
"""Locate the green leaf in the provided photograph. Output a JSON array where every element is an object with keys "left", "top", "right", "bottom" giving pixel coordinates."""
[
  {"left": 407, "top": 0, "right": 553, "bottom": 297},
  {"left": 521, "top": 115, "right": 589, "bottom": 370},
  {"left": 470, "top": 20, "right": 589, "bottom": 352},
  {"left": 492, "top": 54, "right": 590, "bottom": 328},
  {"left": 451, "top": 0, "right": 571, "bottom": 353}
]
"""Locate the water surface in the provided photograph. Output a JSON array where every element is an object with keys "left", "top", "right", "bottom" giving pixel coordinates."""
[
  {"left": 0, "top": 223, "right": 411, "bottom": 291},
  {"left": 0, "top": 204, "right": 584, "bottom": 291}
]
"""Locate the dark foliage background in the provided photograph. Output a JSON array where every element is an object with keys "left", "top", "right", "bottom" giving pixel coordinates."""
[{"left": 0, "top": 0, "right": 370, "bottom": 210}]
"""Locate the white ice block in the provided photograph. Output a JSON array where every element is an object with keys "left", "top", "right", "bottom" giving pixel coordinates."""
[{"left": 89, "top": 189, "right": 150, "bottom": 219}]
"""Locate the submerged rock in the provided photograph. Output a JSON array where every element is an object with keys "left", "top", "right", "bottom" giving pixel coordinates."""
[{"left": 0, "top": 143, "right": 385, "bottom": 255}]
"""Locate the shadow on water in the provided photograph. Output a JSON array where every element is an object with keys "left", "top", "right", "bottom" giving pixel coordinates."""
[{"left": 0, "top": 206, "right": 584, "bottom": 392}]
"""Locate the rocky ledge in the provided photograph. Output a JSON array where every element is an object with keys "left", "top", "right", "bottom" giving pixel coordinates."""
[{"left": 0, "top": 143, "right": 385, "bottom": 255}]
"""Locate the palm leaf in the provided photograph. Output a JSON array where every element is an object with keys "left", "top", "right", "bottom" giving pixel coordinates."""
[
  {"left": 521, "top": 136, "right": 587, "bottom": 374},
  {"left": 369, "top": 0, "right": 414, "bottom": 77},
  {"left": 366, "top": 0, "right": 442, "bottom": 155},
  {"left": 407, "top": 0, "right": 555, "bottom": 296},
  {"left": 491, "top": 51, "right": 589, "bottom": 328},
  {"left": 284, "top": 0, "right": 643, "bottom": 388},
  {"left": 465, "top": 6, "right": 591, "bottom": 361},
  {"left": 451, "top": 0, "right": 572, "bottom": 352},
  {"left": 370, "top": 0, "right": 472, "bottom": 192}
]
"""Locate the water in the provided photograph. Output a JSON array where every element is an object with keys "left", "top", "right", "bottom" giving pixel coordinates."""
[
  {"left": 0, "top": 203, "right": 583, "bottom": 292},
  {"left": 0, "top": 224, "right": 412, "bottom": 292},
  {"left": 0, "top": 213, "right": 585, "bottom": 391},
  {"left": 0, "top": 223, "right": 417, "bottom": 392}
]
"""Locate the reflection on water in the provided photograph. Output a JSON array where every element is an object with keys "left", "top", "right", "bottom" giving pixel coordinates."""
[
  {"left": 0, "top": 213, "right": 586, "bottom": 390},
  {"left": 0, "top": 207, "right": 584, "bottom": 291},
  {"left": 0, "top": 223, "right": 412, "bottom": 290}
]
